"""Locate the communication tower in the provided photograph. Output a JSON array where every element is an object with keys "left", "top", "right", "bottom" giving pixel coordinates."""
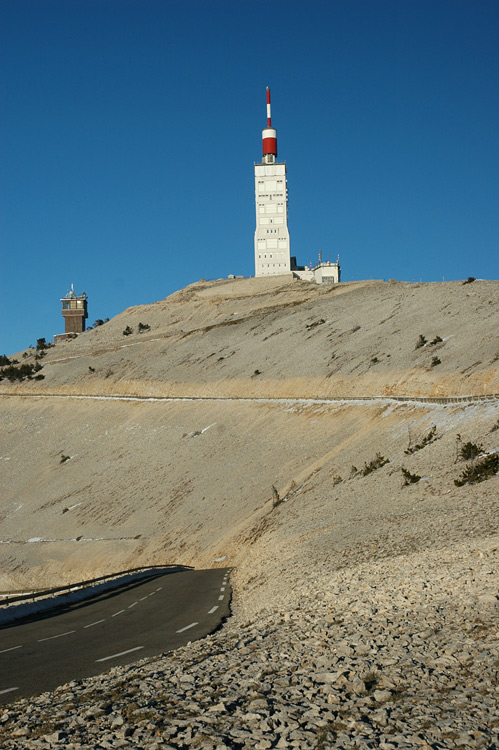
[{"left": 254, "top": 88, "right": 291, "bottom": 277}]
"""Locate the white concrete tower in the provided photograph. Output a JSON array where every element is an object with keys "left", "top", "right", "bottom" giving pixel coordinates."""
[{"left": 254, "top": 88, "right": 291, "bottom": 277}]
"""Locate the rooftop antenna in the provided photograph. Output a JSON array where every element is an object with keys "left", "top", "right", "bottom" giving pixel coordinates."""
[{"left": 262, "top": 86, "right": 277, "bottom": 162}]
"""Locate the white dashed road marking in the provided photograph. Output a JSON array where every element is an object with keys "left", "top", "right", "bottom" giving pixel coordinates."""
[
  {"left": 0, "top": 645, "right": 22, "bottom": 654},
  {"left": 0, "top": 687, "right": 19, "bottom": 695},
  {"left": 128, "top": 602, "right": 138, "bottom": 608},
  {"left": 218, "top": 595, "right": 224, "bottom": 601},
  {"left": 112, "top": 609, "right": 125, "bottom": 617},
  {"left": 220, "top": 587, "right": 225, "bottom": 592},
  {"left": 84, "top": 619, "right": 106, "bottom": 629},
  {"left": 208, "top": 606, "right": 219, "bottom": 614},
  {"left": 176, "top": 622, "right": 198, "bottom": 633},
  {"left": 38, "top": 630, "right": 75, "bottom": 642},
  {"left": 96, "top": 646, "right": 144, "bottom": 663}
]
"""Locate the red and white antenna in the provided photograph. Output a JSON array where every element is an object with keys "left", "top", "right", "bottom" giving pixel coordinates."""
[{"left": 262, "top": 86, "right": 277, "bottom": 159}]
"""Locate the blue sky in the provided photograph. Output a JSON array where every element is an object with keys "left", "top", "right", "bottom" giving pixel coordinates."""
[{"left": 1, "top": 0, "right": 498, "bottom": 355}]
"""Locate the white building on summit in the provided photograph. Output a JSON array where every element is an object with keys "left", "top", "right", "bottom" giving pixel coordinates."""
[
  {"left": 253, "top": 88, "right": 340, "bottom": 284},
  {"left": 254, "top": 87, "right": 291, "bottom": 277}
]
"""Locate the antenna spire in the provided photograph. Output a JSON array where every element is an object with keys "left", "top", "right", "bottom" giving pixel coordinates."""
[{"left": 262, "top": 86, "right": 277, "bottom": 161}]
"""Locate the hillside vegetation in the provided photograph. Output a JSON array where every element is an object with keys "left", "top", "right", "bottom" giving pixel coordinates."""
[{"left": 1, "top": 276, "right": 498, "bottom": 747}]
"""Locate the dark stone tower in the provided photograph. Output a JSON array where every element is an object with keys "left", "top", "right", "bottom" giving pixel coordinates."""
[{"left": 61, "top": 284, "right": 88, "bottom": 334}]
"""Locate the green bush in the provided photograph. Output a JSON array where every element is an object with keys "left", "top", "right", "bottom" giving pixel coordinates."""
[
  {"left": 455, "top": 453, "right": 498, "bottom": 486},
  {"left": 405, "top": 425, "right": 438, "bottom": 455},
  {"left": 460, "top": 441, "right": 483, "bottom": 460},
  {"left": 0, "top": 362, "right": 43, "bottom": 382},
  {"left": 36, "top": 337, "right": 53, "bottom": 350},
  {"left": 123, "top": 326, "right": 133, "bottom": 336},
  {"left": 362, "top": 453, "right": 389, "bottom": 476},
  {"left": 272, "top": 486, "right": 283, "bottom": 508},
  {"left": 401, "top": 467, "right": 421, "bottom": 485},
  {"left": 415, "top": 334, "right": 427, "bottom": 349}
]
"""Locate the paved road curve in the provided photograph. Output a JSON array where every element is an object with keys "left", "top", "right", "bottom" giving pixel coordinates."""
[{"left": 0, "top": 568, "right": 230, "bottom": 703}]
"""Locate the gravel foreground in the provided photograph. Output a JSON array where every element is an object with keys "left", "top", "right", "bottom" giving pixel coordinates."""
[{"left": 2, "top": 538, "right": 498, "bottom": 750}]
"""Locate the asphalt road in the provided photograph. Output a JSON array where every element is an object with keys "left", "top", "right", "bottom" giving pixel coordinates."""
[{"left": 0, "top": 567, "right": 230, "bottom": 703}]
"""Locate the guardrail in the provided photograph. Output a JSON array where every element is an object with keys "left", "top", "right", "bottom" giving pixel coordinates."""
[
  {"left": 0, "top": 564, "right": 192, "bottom": 606},
  {"left": 0, "top": 392, "right": 498, "bottom": 405}
]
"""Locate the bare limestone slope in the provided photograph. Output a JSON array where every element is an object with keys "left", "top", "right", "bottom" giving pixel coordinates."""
[
  {"left": 1, "top": 277, "right": 497, "bottom": 589},
  {"left": 6, "top": 276, "right": 499, "bottom": 399},
  {"left": 0, "top": 277, "right": 498, "bottom": 748}
]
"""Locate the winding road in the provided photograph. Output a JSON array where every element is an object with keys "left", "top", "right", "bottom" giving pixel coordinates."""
[{"left": 0, "top": 568, "right": 230, "bottom": 703}]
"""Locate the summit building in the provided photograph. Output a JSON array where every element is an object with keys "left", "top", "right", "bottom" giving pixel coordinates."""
[
  {"left": 253, "top": 88, "right": 340, "bottom": 284},
  {"left": 254, "top": 88, "right": 291, "bottom": 277}
]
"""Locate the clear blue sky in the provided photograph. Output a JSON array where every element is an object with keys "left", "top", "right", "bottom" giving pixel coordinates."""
[{"left": 1, "top": 0, "right": 498, "bottom": 355}]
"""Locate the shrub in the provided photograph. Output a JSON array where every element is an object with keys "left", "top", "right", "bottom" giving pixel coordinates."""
[
  {"left": 362, "top": 453, "right": 389, "bottom": 476},
  {"left": 430, "top": 335, "right": 443, "bottom": 345},
  {"left": 463, "top": 276, "right": 475, "bottom": 285},
  {"left": 454, "top": 453, "right": 498, "bottom": 486},
  {"left": 415, "top": 334, "right": 427, "bottom": 349},
  {"left": 405, "top": 425, "right": 438, "bottom": 455},
  {"left": 460, "top": 441, "right": 483, "bottom": 461},
  {"left": 401, "top": 467, "right": 421, "bottom": 485},
  {"left": 36, "top": 337, "right": 53, "bottom": 350},
  {"left": 0, "top": 354, "right": 11, "bottom": 366},
  {"left": 60, "top": 455, "right": 70, "bottom": 464},
  {"left": 0, "top": 362, "right": 43, "bottom": 382},
  {"left": 306, "top": 319, "right": 325, "bottom": 330},
  {"left": 430, "top": 356, "right": 441, "bottom": 367},
  {"left": 88, "top": 366, "right": 96, "bottom": 372},
  {"left": 138, "top": 322, "right": 150, "bottom": 332},
  {"left": 123, "top": 326, "right": 133, "bottom": 336},
  {"left": 272, "top": 486, "right": 283, "bottom": 508},
  {"left": 93, "top": 319, "right": 105, "bottom": 327}
]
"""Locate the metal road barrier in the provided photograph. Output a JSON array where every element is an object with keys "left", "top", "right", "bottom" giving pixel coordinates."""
[{"left": 0, "top": 564, "right": 193, "bottom": 606}]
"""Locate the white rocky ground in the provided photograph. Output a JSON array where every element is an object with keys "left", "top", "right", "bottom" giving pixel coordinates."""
[
  {"left": 1, "top": 537, "right": 498, "bottom": 749},
  {"left": 1, "top": 277, "right": 498, "bottom": 748}
]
